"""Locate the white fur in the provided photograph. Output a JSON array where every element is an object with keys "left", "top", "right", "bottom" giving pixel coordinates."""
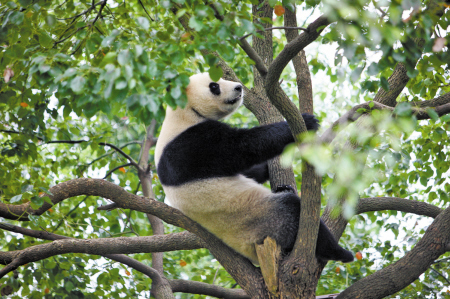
[
  {"left": 157, "top": 73, "right": 271, "bottom": 263},
  {"left": 155, "top": 73, "right": 242, "bottom": 165},
  {"left": 165, "top": 175, "right": 272, "bottom": 264}
]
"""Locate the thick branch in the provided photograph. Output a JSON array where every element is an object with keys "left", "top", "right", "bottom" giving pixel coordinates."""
[
  {"left": 373, "top": 62, "right": 413, "bottom": 107},
  {"left": 284, "top": 6, "right": 314, "bottom": 114},
  {"left": 0, "top": 232, "right": 205, "bottom": 268},
  {"left": 412, "top": 92, "right": 450, "bottom": 108},
  {"left": 238, "top": 39, "right": 268, "bottom": 76},
  {"left": 265, "top": 15, "right": 331, "bottom": 137},
  {"left": 356, "top": 197, "right": 443, "bottom": 218},
  {"left": 169, "top": 279, "right": 250, "bottom": 299},
  {"left": 337, "top": 205, "right": 450, "bottom": 299},
  {"left": 0, "top": 178, "right": 264, "bottom": 297},
  {"left": 0, "top": 223, "right": 204, "bottom": 255},
  {"left": 0, "top": 223, "right": 245, "bottom": 298},
  {"left": 137, "top": 120, "right": 165, "bottom": 275}
]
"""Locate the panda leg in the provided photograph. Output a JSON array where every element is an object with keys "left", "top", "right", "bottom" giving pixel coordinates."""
[
  {"left": 316, "top": 219, "right": 354, "bottom": 263},
  {"left": 271, "top": 187, "right": 353, "bottom": 263}
]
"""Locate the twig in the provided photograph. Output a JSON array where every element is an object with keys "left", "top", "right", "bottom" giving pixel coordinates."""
[
  {"left": 54, "top": 26, "right": 88, "bottom": 45},
  {"left": 92, "top": 0, "right": 107, "bottom": 25},
  {"left": 103, "top": 163, "right": 134, "bottom": 179},
  {"left": 207, "top": 1, "right": 268, "bottom": 76},
  {"left": 47, "top": 139, "right": 87, "bottom": 144},
  {"left": 429, "top": 267, "right": 450, "bottom": 285},
  {"left": 56, "top": 0, "right": 106, "bottom": 20},
  {"left": 52, "top": 196, "right": 89, "bottom": 232},
  {"left": 99, "top": 142, "right": 138, "bottom": 166},
  {"left": 138, "top": 0, "right": 154, "bottom": 21}
]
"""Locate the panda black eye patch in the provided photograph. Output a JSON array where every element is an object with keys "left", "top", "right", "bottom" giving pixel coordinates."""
[{"left": 209, "top": 82, "right": 221, "bottom": 95}]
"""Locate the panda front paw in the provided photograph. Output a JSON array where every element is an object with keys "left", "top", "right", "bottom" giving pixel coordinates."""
[{"left": 275, "top": 185, "right": 296, "bottom": 194}]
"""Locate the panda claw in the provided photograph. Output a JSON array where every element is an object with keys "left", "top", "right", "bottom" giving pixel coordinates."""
[{"left": 275, "top": 185, "right": 296, "bottom": 194}]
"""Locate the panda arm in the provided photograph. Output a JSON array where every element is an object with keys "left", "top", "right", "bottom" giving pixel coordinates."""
[
  {"left": 241, "top": 162, "right": 269, "bottom": 183},
  {"left": 157, "top": 114, "right": 318, "bottom": 185}
]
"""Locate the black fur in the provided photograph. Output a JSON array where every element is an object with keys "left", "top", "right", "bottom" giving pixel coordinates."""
[
  {"left": 241, "top": 162, "right": 269, "bottom": 184},
  {"left": 272, "top": 185, "right": 353, "bottom": 262},
  {"left": 209, "top": 82, "right": 220, "bottom": 95},
  {"left": 157, "top": 112, "right": 354, "bottom": 263},
  {"left": 158, "top": 114, "right": 318, "bottom": 186}
]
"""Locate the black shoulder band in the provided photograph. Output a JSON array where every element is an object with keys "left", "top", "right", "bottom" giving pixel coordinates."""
[{"left": 192, "top": 108, "right": 205, "bottom": 119}]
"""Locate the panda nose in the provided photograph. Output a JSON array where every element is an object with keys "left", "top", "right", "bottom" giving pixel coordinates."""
[{"left": 234, "top": 85, "right": 242, "bottom": 92}]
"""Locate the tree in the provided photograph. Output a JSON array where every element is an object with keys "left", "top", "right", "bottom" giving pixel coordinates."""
[{"left": 0, "top": 0, "right": 449, "bottom": 298}]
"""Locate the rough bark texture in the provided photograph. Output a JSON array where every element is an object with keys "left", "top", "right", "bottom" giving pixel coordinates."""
[
  {"left": 0, "top": 178, "right": 266, "bottom": 298},
  {"left": 249, "top": 1, "right": 297, "bottom": 193},
  {"left": 265, "top": 15, "right": 331, "bottom": 137},
  {"left": 138, "top": 122, "right": 165, "bottom": 277},
  {"left": 284, "top": 7, "right": 314, "bottom": 114},
  {"left": 279, "top": 162, "right": 322, "bottom": 299}
]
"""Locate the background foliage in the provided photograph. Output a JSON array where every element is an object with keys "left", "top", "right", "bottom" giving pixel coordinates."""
[{"left": 0, "top": 0, "right": 449, "bottom": 298}]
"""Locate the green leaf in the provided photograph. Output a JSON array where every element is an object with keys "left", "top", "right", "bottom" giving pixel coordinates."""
[
  {"left": 6, "top": 1, "right": 17, "bottom": 9},
  {"left": 115, "top": 79, "right": 127, "bottom": 90},
  {"left": 65, "top": 281, "right": 74, "bottom": 292},
  {"left": 38, "top": 32, "right": 53, "bottom": 48},
  {"left": 46, "top": 15, "right": 57, "bottom": 27},
  {"left": 118, "top": 50, "right": 131, "bottom": 66},
  {"left": 100, "top": 52, "right": 117, "bottom": 67},
  {"left": 189, "top": 17, "right": 204, "bottom": 31},
  {"left": 31, "top": 196, "right": 43, "bottom": 208},
  {"left": 170, "top": 85, "right": 182, "bottom": 100},
  {"left": 10, "top": 194, "right": 23, "bottom": 203},
  {"left": 18, "top": 0, "right": 31, "bottom": 7},
  {"left": 21, "top": 184, "right": 33, "bottom": 193},
  {"left": 71, "top": 76, "right": 86, "bottom": 93},
  {"left": 9, "top": 11, "right": 24, "bottom": 25},
  {"left": 426, "top": 108, "right": 439, "bottom": 121},
  {"left": 42, "top": 196, "right": 53, "bottom": 205},
  {"left": 136, "top": 17, "right": 149, "bottom": 30},
  {"left": 38, "top": 187, "right": 53, "bottom": 196},
  {"left": 208, "top": 66, "right": 223, "bottom": 82}
]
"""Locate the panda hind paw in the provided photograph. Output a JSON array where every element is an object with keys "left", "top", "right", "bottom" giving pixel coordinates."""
[{"left": 275, "top": 185, "right": 296, "bottom": 194}]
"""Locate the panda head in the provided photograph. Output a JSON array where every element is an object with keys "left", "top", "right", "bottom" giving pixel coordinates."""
[{"left": 186, "top": 73, "right": 243, "bottom": 120}]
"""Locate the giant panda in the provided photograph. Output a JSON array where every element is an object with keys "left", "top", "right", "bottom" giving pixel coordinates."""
[{"left": 155, "top": 73, "right": 353, "bottom": 265}]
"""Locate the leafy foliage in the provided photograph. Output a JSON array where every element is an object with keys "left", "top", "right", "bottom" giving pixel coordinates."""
[{"left": 0, "top": 0, "right": 449, "bottom": 298}]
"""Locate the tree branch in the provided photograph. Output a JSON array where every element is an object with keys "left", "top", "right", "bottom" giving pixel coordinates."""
[
  {"left": 1, "top": 223, "right": 253, "bottom": 298},
  {"left": 265, "top": 15, "right": 331, "bottom": 137},
  {"left": 319, "top": 101, "right": 450, "bottom": 144},
  {"left": 356, "top": 197, "right": 443, "bottom": 218},
  {"left": 337, "top": 205, "right": 450, "bottom": 299},
  {"left": 103, "top": 162, "right": 133, "bottom": 179},
  {"left": 240, "top": 26, "right": 307, "bottom": 40},
  {"left": 169, "top": 279, "right": 250, "bottom": 299},
  {"left": 412, "top": 92, "right": 450, "bottom": 108},
  {"left": 284, "top": 6, "right": 314, "bottom": 114},
  {"left": 137, "top": 0, "right": 154, "bottom": 21},
  {"left": 137, "top": 121, "right": 165, "bottom": 275},
  {"left": 0, "top": 232, "right": 204, "bottom": 275},
  {"left": 207, "top": 1, "right": 268, "bottom": 76},
  {"left": 238, "top": 39, "right": 268, "bottom": 76},
  {"left": 0, "top": 178, "right": 264, "bottom": 297},
  {"left": 99, "top": 142, "right": 138, "bottom": 167}
]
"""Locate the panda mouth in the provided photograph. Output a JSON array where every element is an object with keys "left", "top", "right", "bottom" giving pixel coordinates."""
[{"left": 225, "top": 96, "right": 241, "bottom": 105}]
